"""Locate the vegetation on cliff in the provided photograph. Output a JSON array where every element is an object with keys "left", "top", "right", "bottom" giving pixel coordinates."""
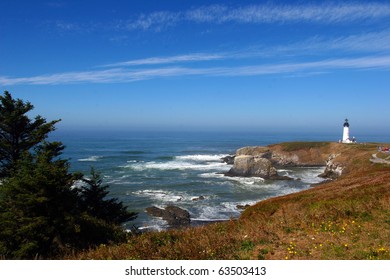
[{"left": 274, "top": 141, "right": 330, "bottom": 152}]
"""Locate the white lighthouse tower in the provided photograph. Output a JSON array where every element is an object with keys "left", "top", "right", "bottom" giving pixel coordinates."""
[
  {"left": 342, "top": 119, "right": 350, "bottom": 143},
  {"left": 342, "top": 118, "right": 355, "bottom": 143}
]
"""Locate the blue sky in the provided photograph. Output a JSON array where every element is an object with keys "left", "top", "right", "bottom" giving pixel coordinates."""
[{"left": 1, "top": 0, "right": 390, "bottom": 134}]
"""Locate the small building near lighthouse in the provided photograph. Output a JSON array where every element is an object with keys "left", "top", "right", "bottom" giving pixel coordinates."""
[{"left": 341, "top": 118, "right": 356, "bottom": 143}]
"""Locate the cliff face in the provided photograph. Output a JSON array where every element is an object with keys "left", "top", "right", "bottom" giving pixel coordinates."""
[
  {"left": 268, "top": 142, "right": 332, "bottom": 166},
  {"left": 318, "top": 153, "right": 344, "bottom": 179},
  {"left": 225, "top": 156, "right": 278, "bottom": 179},
  {"left": 226, "top": 142, "right": 349, "bottom": 180}
]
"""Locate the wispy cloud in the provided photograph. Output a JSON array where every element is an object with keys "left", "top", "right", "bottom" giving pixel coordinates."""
[
  {"left": 2, "top": 55, "right": 390, "bottom": 86},
  {"left": 192, "top": 3, "right": 390, "bottom": 24},
  {"left": 99, "top": 29, "right": 390, "bottom": 68},
  {"left": 124, "top": 11, "right": 180, "bottom": 31},
  {"left": 3, "top": 25, "right": 390, "bottom": 86},
  {"left": 270, "top": 29, "right": 390, "bottom": 56},
  {"left": 48, "top": 3, "right": 390, "bottom": 35},
  {"left": 50, "top": 20, "right": 100, "bottom": 34},
  {"left": 102, "top": 53, "right": 226, "bottom": 67},
  {"left": 54, "top": 21, "right": 81, "bottom": 32},
  {"left": 322, "top": 30, "right": 390, "bottom": 52},
  {"left": 120, "top": 3, "right": 390, "bottom": 31}
]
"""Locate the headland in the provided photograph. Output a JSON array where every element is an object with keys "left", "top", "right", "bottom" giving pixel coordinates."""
[{"left": 70, "top": 141, "right": 390, "bottom": 260}]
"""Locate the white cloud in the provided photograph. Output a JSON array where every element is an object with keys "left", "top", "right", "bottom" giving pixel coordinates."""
[
  {"left": 205, "top": 3, "right": 390, "bottom": 24},
  {"left": 186, "top": 5, "right": 228, "bottom": 23},
  {"left": 47, "top": 3, "right": 390, "bottom": 36},
  {"left": 221, "top": 56, "right": 390, "bottom": 76},
  {"left": 0, "top": 69, "right": 129, "bottom": 85},
  {"left": 323, "top": 30, "right": 390, "bottom": 52},
  {"left": 123, "top": 3, "right": 390, "bottom": 31},
  {"left": 2, "top": 55, "right": 390, "bottom": 86},
  {"left": 102, "top": 53, "right": 226, "bottom": 67},
  {"left": 269, "top": 29, "right": 390, "bottom": 56},
  {"left": 4, "top": 24, "right": 390, "bottom": 86},
  {"left": 100, "top": 29, "right": 390, "bottom": 69},
  {"left": 46, "top": 3, "right": 390, "bottom": 35},
  {"left": 124, "top": 11, "right": 181, "bottom": 31},
  {"left": 55, "top": 21, "right": 81, "bottom": 31}
]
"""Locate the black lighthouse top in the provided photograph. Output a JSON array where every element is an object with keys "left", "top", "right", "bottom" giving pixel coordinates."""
[{"left": 343, "top": 118, "right": 349, "bottom": 127}]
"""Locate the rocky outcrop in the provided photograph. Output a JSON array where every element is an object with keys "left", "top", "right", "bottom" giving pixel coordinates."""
[
  {"left": 267, "top": 143, "right": 332, "bottom": 167},
  {"left": 146, "top": 206, "right": 190, "bottom": 228},
  {"left": 224, "top": 143, "right": 354, "bottom": 181},
  {"left": 270, "top": 152, "right": 300, "bottom": 166},
  {"left": 236, "top": 146, "right": 271, "bottom": 157},
  {"left": 226, "top": 144, "right": 331, "bottom": 180},
  {"left": 192, "top": 196, "right": 205, "bottom": 201},
  {"left": 236, "top": 204, "right": 251, "bottom": 210},
  {"left": 221, "top": 155, "right": 235, "bottom": 165},
  {"left": 226, "top": 155, "right": 278, "bottom": 178},
  {"left": 319, "top": 154, "right": 344, "bottom": 179},
  {"left": 225, "top": 147, "right": 292, "bottom": 180}
]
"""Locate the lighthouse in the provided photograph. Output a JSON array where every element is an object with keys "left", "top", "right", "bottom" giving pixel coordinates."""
[
  {"left": 343, "top": 119, "right": 350, "bottom": 143},
  {"left": 342, "top": 118, "right": 355, "bottom": 143}
]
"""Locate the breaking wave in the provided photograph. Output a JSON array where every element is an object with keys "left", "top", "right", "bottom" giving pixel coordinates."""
[
  {"left": 132, "top": 189, "right": 189, "bottom": 203},
  {"left": 123, "top": 153, "right": 230, "bottom": 172},
  {"left": 194, "top": 200, "right": 259, "bottom": 221},
  {"left": 226, "top": 176, "right": 265, "bottom": 185},
  {"left": 77, "top": 155, "right": 103, "bottom": 162},
  {"left": 278, "top": 167, "right": 325, "bottom": 184},
  {"left": 175, "top": 154, "right": 228, "bottom": 161}
]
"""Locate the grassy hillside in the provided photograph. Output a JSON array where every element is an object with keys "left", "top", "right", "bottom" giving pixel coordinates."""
[
  {"left": 275, "top": 141, "right": 330, "bottom": 152},
  {"left": 69, "top": 143, "right": 390, "bottom": 260}
]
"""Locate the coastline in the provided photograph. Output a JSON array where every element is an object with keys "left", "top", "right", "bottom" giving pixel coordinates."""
[
  {"left": 65, "top": 133, "right": 335, "bottom": 230},
  {"left": 134, "top": 141, "right": 386, "bottom": 231},
  {"left": 70, "top": 140, "right": 390, "bottom": 260}
]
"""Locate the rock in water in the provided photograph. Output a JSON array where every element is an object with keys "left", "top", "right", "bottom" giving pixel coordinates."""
[
  {"left": 146, "top": 205, "right": 191, "bottom": 228},
  {"left": 192, "top": 195, "right": 205, "bottom": 201},
  {"left": 221, "top": 155, "right": 235, "bottom": 164},
  {"left": 225, "top": 155, "right": 278, "bottom": 178},
  {"left": 145, "top": 206, "right": 165, "bottom": 217},
  {"left": 318, "top": 154, "right": 344, "bottom": 179},
  {"left": 236, "top": 204, "right": 251, "bottom": 210}
]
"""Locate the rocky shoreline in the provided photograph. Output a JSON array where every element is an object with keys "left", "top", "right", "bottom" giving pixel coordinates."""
[
  {"left": 146, "top": 205, "right": 191, "bottom": 228},
  {"left": 223, "top": 144, "right": 343, "bottom": 181},
  {"left": 145, "top": 142, "right": 346, "bottom": 229}
]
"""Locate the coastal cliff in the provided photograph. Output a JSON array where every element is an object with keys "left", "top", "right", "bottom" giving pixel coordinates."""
[
  {"left": 226, "top": 142, "right": 347, "bottom": 180},
  {"left": 71, "top": 141, "right": 390, "bottom": 260}
]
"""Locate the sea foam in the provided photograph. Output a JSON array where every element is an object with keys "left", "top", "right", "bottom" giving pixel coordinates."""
[
  {"left": 77, "top": 155, "right": 102, "bottom": 162},
  {"left": 124, "top": 153, "right": 230, "bottom": 172},
  {"left": 133, "top": 189, "right": 189, "bottom": 203},
  {"left": 175, "top": 154, "right": 228, "bottom": 161}
]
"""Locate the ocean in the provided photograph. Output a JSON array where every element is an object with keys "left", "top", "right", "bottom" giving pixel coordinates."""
[{"left": 51, "top": 130, "right": 389, "bottom": 231}]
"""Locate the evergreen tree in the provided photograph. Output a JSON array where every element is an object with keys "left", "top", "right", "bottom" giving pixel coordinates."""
[
  {"left": 0, "top": 142, "right": 136, "bottom": 259},
  {"left": 80, "top": 168, "right": 137, "bottom": 225},
  {"left": 0, "top": 92, "right": 138, "bottom": 259},
  {"left": 0, "top": 142, "right": 82, "bottom": 258},
  {"left": 0, "top": 91, "right": 59, "bottom": 177}
]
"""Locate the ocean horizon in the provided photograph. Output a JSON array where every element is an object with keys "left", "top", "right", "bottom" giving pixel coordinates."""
[{"left": 50, "top": 130, "right": 390, "bottom": 230}]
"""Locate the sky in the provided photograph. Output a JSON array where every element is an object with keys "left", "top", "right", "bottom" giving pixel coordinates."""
[{"left": 1, "top": 0, "right": 390, "bottom": 135}]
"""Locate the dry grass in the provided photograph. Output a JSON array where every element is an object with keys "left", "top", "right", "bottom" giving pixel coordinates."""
[
  {"left": 275, "top": 141, "right": 330, "bottom": 152},
  {"left": 68, "top": 143, "right": 390, "bottom": 260}
]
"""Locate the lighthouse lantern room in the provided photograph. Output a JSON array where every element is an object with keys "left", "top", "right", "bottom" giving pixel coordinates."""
[{"left": 342, "top": 118, "right": 356, "bottom": 143}]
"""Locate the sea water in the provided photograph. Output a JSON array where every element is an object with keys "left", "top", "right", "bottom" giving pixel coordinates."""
[{"left": 51, "top": 130, "right": 389, "bottom": 231}]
